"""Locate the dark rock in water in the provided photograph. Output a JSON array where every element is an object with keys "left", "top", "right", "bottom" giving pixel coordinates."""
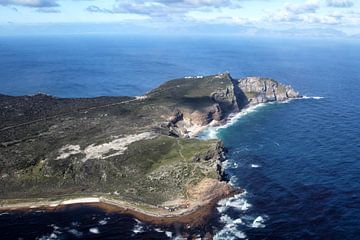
[{"left": 0, "top": 73, "right": 299, "bottom": 223}]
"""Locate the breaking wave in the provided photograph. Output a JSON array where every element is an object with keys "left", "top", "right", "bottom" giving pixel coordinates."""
[
  {"left": 132, "top": 219, "right": 144, "bottom": 235},
  {"left": 302, "top": 96, "right": 324, "bottom": 100},
  {"left": 200, "top": 103, "right": 268, "bottom": 140},
  {"left": 89, "top": 227, "right": 100, "bottom": 234}
]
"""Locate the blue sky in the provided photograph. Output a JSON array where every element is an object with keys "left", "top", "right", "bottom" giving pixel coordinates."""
[{"left": 0, "top": 0, "right": 359, "bottom": 37}]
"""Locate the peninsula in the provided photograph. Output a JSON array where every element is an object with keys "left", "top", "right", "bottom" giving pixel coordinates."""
[{"left": 0, "top": 73, "right": 300, "bottom": 225}]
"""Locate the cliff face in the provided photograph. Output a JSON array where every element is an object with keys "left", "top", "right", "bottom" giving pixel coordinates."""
[
  {"left": 159, "top": 74, "right": 300, "bottom": 137},
  {"left": 0, "top": 73, "right": 299, "bottom": 216},
  {"left": 237, "top": 77, "right": 300, "bottom": 105}
]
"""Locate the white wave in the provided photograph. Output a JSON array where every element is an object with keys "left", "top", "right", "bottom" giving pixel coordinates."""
[
  {"left": 229, "top": 198, "right": 252, "bottom": 211},
  {"left": 132, "top": 219, "right": 144, "bottom": 234},
  {"left": 0, "top": 212, "right": 9, "bottom": 216},
  {"left": 199, "top": 127, "right": 218, "bottom": 140},
  {"left": 200, "top": 103, "right": 268, "bottom": 140},
  {"left": 251, "top": 164, "right": 260, "bottom": 168},
  {"left": 221, "top": 159, "right": 232, "bottom": 169},
  {"left": 251, "top": 216, "right": 266, "bottom": 228},
  {"left": 154, "top": 228, "right": 164, "bottom": 233},
  {"left": 50, "top": 224, "right": 61, "bottom": 231},
  {"left": 223, "top": 159, "right": 239, "bottom": 169},
  {"left": 89, "top": 227, "right": 100, "bottom": 234},
  {"left": 99, "top": 218, "right": 109, "bottom": 225},
  {"left": 279, "top": 99, "right": 292, "bottom": 104},
  {"left": 165, "top": 231, "right": 173, "bottom": 238},
  {"left": 68, "top": 229, "right": 83, "bottom": 237},
  {"left": 302, "top": 96, "right": 324, "bottom": 100},
  {"left": 229, "top": 175, "right": 238, "bottom": 186},
  {"left": 37, "top": 232, "right": 59, "bottom": 240},
  {"left": 214, "top": 219, "right": 247, "bottom": 240},
  {"left": 220, "top": 214, "right": 244, "bottom": 225},
  {"left": 217, "top": 191, "right": 251, "bottom": 213}
]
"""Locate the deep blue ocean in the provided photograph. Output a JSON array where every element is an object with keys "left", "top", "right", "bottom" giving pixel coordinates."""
[{"left": 0, "top": 35, "right": 359, "bottom": 239}]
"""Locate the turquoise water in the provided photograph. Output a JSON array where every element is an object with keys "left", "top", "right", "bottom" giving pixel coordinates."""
[{"left": 0, "top": 35, "right": 359, "bottom": 239}]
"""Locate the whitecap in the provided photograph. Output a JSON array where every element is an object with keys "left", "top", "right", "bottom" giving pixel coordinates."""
[
  {"left": 221, "top": 159, "right": 232, "bottom": 169},
  {"left": 68, "top": 229, "right": 83, "bottom": 237},
  {"left": 302, "top": 96, "right": 324, "bottom": 100},
  {"left": 228, "top": 198, "right": 252, "bottom": 211},
  {"left": 50, "top": 224, "right": 61, "bottom": 231},
  {"left": 132, "top": 219, "right": 144, "bottom": 234},
  {"left": 37, "top": 232, "right": 59, "bottom": 240},
  {"left": 279, "top": 99, "right": 292, "bottom": 104},
  {"left": 229, "top": 175, "right": 238, "bottom": 186},
  {"left": 165, "top": 231, "right": 173, "bottom": 238},
  {"left": 154, "top": 228, "right": 164, "bottom": 233},
  {"left": 89, "top": 227, "right": 100, "bottom": 234},
  {"left": 49, "top": 233, "right": 58, "bottom": 239},
  {"left": 98, "top": 218, "right": 109, "bottom": 225},
  {"left": 213, "top": 220, "right": 247, "bottom": 240},
  {"left": 217, "top": 191, "right": 251, "bottom": 213},
  {"left": 251, "top": 216, "right": 266, "bottom": 228}
]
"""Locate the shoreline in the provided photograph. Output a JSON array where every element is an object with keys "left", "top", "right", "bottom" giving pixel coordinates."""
[
  {"left": 0, "top": 105, "right": 240, "bottom": 226},
  {"left": 0, "top": 186, "right": 241, "bottom": 226}
]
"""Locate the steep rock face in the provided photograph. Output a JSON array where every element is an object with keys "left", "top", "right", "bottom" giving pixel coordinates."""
[
  {"left": 160, "top": 74, "right": 300, "bottom": 137},
  {"left": 150, "top": 73, "right": 241, "bottom": 137},
  {"left": 237, "top": 77, "right": 300, "bottom": 105}
]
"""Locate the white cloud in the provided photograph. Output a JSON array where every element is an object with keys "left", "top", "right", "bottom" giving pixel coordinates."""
[
  {"left": 285, "top": 1, "right": 320, "bottom": 14},
  {"left": 0, "top": 0, "right": 59, "bottom": 8},
  {"left": 263, "top": 0, "right": 360, "bottom": 27},
  {"left": 86, "top": 0, "right": 241, "bottom": 17},
  {"left": 326, "top": 0, "right": 354, "bottom": 8}
]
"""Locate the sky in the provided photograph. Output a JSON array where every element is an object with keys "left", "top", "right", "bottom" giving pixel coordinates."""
[{"left": 0, "top": 0, "right": 359, "bottom": 37}]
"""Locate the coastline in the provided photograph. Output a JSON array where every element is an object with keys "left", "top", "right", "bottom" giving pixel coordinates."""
[
  {"left": 0, "top": 183, "right": 240, "bottom": 226},
  {"left": 0, "top": 107, "right": 244, "bottom": 226},
  {"left": 0, "top": 98, "right": 304, "bottom": 225},
  {"left": 0, "top": 74, "right": 302, "bottom": 227}
]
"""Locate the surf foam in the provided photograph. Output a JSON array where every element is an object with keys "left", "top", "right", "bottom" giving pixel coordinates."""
[
  {"left": 89, "top": 227, "right": 100, "bottom": 234},
  {"left": 302, "top": 96, "right": 324, "bottom": 100},
  {"left": 200, "top": 103, "right": 268, "bottom": 140},
  {"left": 217, "top": 191, "right": 251, "bottom": 213},
  {"left": 132, "top": 219, "right": 144, "bottom": 234},
  {"left": 251, "top": 216, "right": 266, "bottom": 228}
]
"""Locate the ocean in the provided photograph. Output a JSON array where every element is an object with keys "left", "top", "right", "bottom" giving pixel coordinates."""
[{"left": 0, "top": 35, "right": 359, "bottom": 239}]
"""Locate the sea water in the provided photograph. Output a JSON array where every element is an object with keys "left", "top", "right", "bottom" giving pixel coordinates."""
[{"left": 0, "top": 35, "right": 359, "bottom": 239}]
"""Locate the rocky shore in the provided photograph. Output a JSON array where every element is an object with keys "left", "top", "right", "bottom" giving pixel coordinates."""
[{"left": 0, "top": 73, "right": 300, "bottom": 225}]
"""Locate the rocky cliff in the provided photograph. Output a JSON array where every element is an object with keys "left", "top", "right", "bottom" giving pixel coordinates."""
[
  {"left": 237, "top": 76, "right": 300, "bottom": 105},
  {"left": 158, "top": 73, "right": 300, "bottom": 138}
]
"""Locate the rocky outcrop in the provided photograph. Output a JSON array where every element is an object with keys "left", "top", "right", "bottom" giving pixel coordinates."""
[
  {"left": 161, "top": 74, "right": 300, "bottom": 137},
  {"left": 237, "top": 77, "right": 300, "bottom": 105}
]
